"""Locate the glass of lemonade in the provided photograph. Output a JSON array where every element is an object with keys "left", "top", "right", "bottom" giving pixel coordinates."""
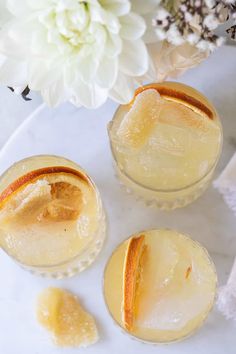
[
  {"left": 0, "top": 155, "right": 106, "bottom": 278},
  {"left": 103, "top": 229, "right": 217, "bottom": 344},
  {"left": 108, "top": 82, "right": 223, "bottom": 210}
]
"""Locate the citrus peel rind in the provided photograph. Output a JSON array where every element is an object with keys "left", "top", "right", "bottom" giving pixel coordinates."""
[{"left": 123, "top": 234, "right": 146, "bottom": 331}]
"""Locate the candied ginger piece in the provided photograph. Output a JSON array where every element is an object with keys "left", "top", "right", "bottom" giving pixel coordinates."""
[
  {"left": 42, "top": 181, "right": 82, "bottom": 221},
  {"left": 117, "top": 89, "right": 164, "bottom": 149},
  {"left": 0, "top": 177, "right": 83, "bottom": 225},
  {"left": 0, "top": 180, "right": 52, "bottom": 224},
  {"left": 37, "top": 288, "right": 99, "bottom": 348}
]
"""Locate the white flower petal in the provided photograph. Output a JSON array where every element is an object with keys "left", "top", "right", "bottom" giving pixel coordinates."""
[
  {"left": 28, "top": 60, "right": 61, "bottom": 90},
  {"left": 109, "top": 72, "right": 137, "bottom": 104},
  {"left": 71, "top": 79, "right": 108, "bottom": 108},
  {"left": 6, "top": 19, "right": 40, "bottom": 48},
  {"left": 89, "top": 22, "right": 107, "bottom": 54},
  {"left": 95, "top": 55, "right": 118, "bottom": 88},
  {"left": 41, "top": 77, "right": 70, "bottom": 107},
  {"left": 105, "top": 32, "right": 122, "bottom": 58},
  {"left": 24, "top": 0, "right": 53, "bottom": 11},
  {"left": 99, "top": 0, "right": 131, "bottom": 16},
  {"left": 6, "top": 0, "right": 31, "bottom": 16},
  {"left": 90, "top": 3, "right": 120, "bottom": 33},
  {"left": 54, "top": 0, "right": 80, "bottom": 11},
  {"left": 119, "top": 39, "right": 149, "bottom": 76},
  {"left": 31, "top": 28, "right": 57, "bottom": 58},
  {"left": 0, "top": 1, "right": 11, "bottom": 26},
  {"left": 131, "top": 0, "right": 161, "bottom": 15},
  {"left": 7, "top": 0, "right": 53, "bottom": 13},
  {"left": 0, "top": 27, "right": 26, "bottom": 59},
  {"left": 0, "top": 57, "right": 27, "bottom": 86},
  {"left": 120, "top": 13, "right": 146, "bottom": 40},
  {"left": 76, "top": 50, "right": 99, "bottom": 84}
]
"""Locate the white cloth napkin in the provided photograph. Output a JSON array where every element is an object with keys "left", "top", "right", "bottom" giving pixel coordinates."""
[
  {"left": 214, "top": 152, "right": 236, "bottom": 319},
  {"left": 217, "top": 261, "right": 236, "bottom": 320},
  {"left": 214, "top": 152, "right": 236, "bottom": 216}
]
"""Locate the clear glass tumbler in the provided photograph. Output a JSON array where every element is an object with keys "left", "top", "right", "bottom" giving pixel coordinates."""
[
  {"left": 108, "top": 82, "right": 223, "bottom": 210},
  {"left": 0, "top": 155, "right": 106, "bottom": 278},
  {"left": 103, "top": 229, "right": 217, "bottom": 344}
]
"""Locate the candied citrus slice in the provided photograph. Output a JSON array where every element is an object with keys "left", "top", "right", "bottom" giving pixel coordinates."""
[
  {"left": 117, "top": 89, "right": 164, "bottom": 149},
  {"left": 123, "top": 234, "right": 147, "bottom": 331},
  {"left": 0, "top": 167, "right": 91, "bottom": 224},
  {"left": 37, "top": 288, "right": 99, "bottom": 347},
  {"left": 133, "top": 82, "right": 216, "bottom": 120},
  {"left": 158, "top": 99, "right": 220, "bottom": 135}
]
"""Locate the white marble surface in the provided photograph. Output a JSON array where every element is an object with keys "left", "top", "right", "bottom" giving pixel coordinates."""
[
  {"left": 0, "top": 87, "right": 42, "bottom": 148},
  {"left": 0, "top": 45, "right": 236, "bottom": 354}
]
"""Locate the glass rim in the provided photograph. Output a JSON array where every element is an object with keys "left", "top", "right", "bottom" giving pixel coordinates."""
[
  {"left": 102, "top": 228, "right": 218, "bottom": 344},
  {"left": 108, "top": 94, "right": 223, "bottom": 194},
  {"left": 0, "top": 154, "right": 105, "bottom": 269}
]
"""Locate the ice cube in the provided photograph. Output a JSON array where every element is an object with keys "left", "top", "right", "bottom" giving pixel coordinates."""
[
  {"left": 137, "top": 238, "right": 180, "bottom": 321},
  {"left": 137, "top": 290, "right": 212, "bottom": 331},
  {"left": 147, "top": 123, "right": 190, "bottom": 157},
  {"left": 136, "top": 236, "right": 215, "bottom": 331}
]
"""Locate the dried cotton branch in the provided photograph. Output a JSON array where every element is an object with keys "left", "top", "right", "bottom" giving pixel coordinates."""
[{"left": 153, "top": 0, "right": 236, "bottom": 52}]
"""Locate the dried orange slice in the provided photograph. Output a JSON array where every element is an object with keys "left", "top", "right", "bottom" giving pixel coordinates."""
[
  {"left": 37, "top": 288, "right": 99, "bottom": 347},
  {"left": 132, "top": 82, "right": 216, "bottom": 121},
  {"left": 123, "top": 234, "right": 147, "bottom": 331},
  {"left": 0, "top": 166, "right": 91, "bottom": 224}
]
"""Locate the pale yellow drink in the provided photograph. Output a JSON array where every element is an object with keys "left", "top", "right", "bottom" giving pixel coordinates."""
[
  {"left": 104, "top": 229, "right": 217, "bottom": 343},
  {"left": 0, "top": 155, "right": 106, "bottom": 277},
  {"left": 108, "top": 82, "right": 222, "bottom": 209}
]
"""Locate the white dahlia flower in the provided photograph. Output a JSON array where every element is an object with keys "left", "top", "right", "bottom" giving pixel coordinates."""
[{"left": 0, "top": 0, "right": 161, "bottom": 108}]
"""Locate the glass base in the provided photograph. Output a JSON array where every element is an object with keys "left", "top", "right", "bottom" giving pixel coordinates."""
[{"left": 115, "top": 165, "right": 214, "bottom": 211}]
